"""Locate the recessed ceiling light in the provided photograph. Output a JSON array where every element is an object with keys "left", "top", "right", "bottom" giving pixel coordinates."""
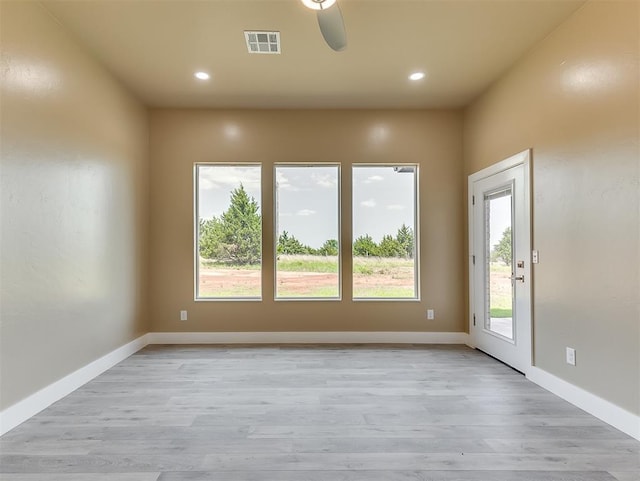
[
  {"left": 409, "top": 72, "right": 426, "bottom": 81},
  {"left": 194, "top": 71, "right": 210, "bottom": 80}
]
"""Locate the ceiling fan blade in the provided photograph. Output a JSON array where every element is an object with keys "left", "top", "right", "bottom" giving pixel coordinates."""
[{"left": 317, "top": 3, "right": 347, "bottom": 51}]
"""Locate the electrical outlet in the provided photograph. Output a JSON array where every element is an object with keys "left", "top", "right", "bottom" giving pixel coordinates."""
[
  {"left": 566, "top": 347, "right": 576, "bottom": 366},
  {"left": 532, "top": 250, "right": 539, "bottom": 264},
  {"left": 427, "top": 309, "right": 435, "bottom": 320},
  {"left": 180, "top": 310, "right": 188, "bottom": 321}
]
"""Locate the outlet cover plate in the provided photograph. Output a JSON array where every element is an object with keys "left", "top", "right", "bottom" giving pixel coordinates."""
[{"left": 566, "top": 347, "right": 576, "bottom": 365}]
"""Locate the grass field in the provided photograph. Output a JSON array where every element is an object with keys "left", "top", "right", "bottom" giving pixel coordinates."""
[
  {"left": 489, "top": 262, "right": 513, "bottom": 318},
  {"left": 200, "top": 259, "right": 260, "bottom": 270},
  {"left": 198, "top": 257, "right": 505, "bottom": 303},
  {"left": 198, "top": 255, "right": 416, "bottom": 298},
  {"left": 277, "top": 256, "right": 338, "bottom": 273},
  {"left": 352, "top": 256, "right": 415, "bottom": 298}
]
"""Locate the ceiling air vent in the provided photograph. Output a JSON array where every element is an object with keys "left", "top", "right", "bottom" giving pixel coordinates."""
[{"left": 244, "top": 31, "right": 281, "bottom": 54}]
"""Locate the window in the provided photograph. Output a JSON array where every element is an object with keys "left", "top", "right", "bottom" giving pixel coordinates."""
[
  {"left": 275, "top": 165, "right": 340, "bottom": 299},
  {"left": 484, "top": 187, "right": 514, "bottom": 339},
  {"left": 195, "top": 164, "right": 262, "bottom": 299},
  {"left": 194, "top": 163, "right": 418, "bottom": 302},
  {"left": 352, "top": 165, "right": 418, "bottom": 299}
]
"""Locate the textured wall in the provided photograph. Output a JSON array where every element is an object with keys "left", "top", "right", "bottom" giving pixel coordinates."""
[
  {"left": 149, "top": 109, "right": 465, "bottom": 333},
  {"left": 464, "top": 1, "right": 639, "bottom": 414},
  {"left": 0, "top": 2, "right": 149, "bottom": 409}
]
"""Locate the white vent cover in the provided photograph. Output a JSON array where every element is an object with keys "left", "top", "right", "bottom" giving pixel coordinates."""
[{"left": 244, "top": 31, "right": 281, "bottom": 54}]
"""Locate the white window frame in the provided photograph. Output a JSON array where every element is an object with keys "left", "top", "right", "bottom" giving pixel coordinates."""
[
  {"left": 352, "top": 163, "right": 420, "bottom": 301},
  {"left": 194, "top": 162, "right": 263, "bottom": 301},
  {"left": 273, "top": 163, "right": 342, "bottom": 301}
]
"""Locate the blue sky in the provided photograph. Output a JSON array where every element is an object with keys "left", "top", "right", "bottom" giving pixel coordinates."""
[
  {"left": 352, "top": 166, "right": 415, "bottom": 243},
  {"left": 198, "top": 164, "right": 417, "bottom": 248},
  {"left": 276, "top": 165, "right": 339, "bottom": 248},
  {"left": 488, "top": 192, "right": 512, "bottom": 251}
]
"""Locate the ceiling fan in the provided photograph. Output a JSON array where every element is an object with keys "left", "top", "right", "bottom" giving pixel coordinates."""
[{"left": 300, "top": 0, "right": 347, "bottom": 51}]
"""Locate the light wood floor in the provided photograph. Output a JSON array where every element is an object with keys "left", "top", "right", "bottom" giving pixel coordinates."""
[{"left": 1, "top": 344, "right": 638, "bottom": 481}]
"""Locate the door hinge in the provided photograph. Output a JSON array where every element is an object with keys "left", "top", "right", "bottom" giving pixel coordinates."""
[
  {"left": 472, "top": 195, "right": 475, "bottom": 205},
  {"left": 473, "top": 314, "right": 476, "bottom": 326},
  {"left": 472, "top": 255, "right": 475, "bottom": 265}
]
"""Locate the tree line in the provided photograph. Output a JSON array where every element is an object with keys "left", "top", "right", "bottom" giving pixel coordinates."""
[{"left": 199, "top": 185, "right": 415, "bottom": 265}]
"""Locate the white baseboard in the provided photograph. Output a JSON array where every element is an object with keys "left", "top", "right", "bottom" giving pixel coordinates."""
[
  {"left": 0, "top": 334, "right": 150, "bottom": 436},
  {"left": 146, "top": 331, "right": 470, "bottom": 345},
  {"left": 527, "top": 366, "right": 640, "bottom": 441}
]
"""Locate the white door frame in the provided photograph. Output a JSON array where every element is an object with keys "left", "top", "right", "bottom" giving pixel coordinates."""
[{"left": 468, "top": 149, "right": 532, "bottom": 374}]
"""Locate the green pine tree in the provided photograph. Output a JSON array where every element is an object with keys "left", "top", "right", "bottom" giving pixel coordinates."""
[
  {"left": 353, "top": 234, "right": 379, "bottom": 257},
  {"left": 492, "top": 226, "right": 512, "bottom": 266},
  {"left": 219, "top": 184, "right": 262, "bottom": 265},
  {"left": 199, "top": 184, "right": 261, "bottom": 265},
  {"left": 277, "top": 230, "right": 309, "bottom": 255},
  {"left": 198, "top": 217, "right": 223, "bottom": 259},
  {"left": 396, "top": 224, "right": 414, "bottom": 258},
  {"left": 318, "top": 239, "right": 339, "bottom": 256},
  {"left": 378, "top": 234, "right": 403, "bottom": 257}
]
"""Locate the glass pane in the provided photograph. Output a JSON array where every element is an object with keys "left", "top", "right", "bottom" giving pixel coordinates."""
[
  {"left": 275, "top": 165, "right": 340, "bottom": 299},
  {"left": 485, "top": 188, "right": 513, "bottom": 339},
  {"left": 196, "top": 165, "right": 262, "bottom": 299},
  {"left": 352, "top": 165, "right": 417, "bottom": 299}
]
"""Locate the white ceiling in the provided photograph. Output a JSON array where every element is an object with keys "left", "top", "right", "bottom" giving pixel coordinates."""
[{"left": 42, "top": 0, "right": 585, "bottom": 109}]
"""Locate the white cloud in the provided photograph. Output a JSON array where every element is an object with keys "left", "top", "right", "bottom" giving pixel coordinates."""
[
  {"left": 316, "top": 177, "right": 336, "bottom": 188},
  {"left": 198, "top": 177, "right": 215, "bottom": 190},
  {"left": 275, "top": 171, "right": 292, "bottom": 190},
  {"left": 311, "top": 172, "right": 337, "bottom": 188},
  {"left": 276, "top": 171, "right": 303, "bottom": 191},
  {"left": 363, "top": 175, "right": 384, "bottom": 184},
  {"left": 296, "top": 209, "right": 316, "bottom": 216},
  {"left": 387, "top": 204, "right": 405, "bottom": 210},
  {"left": 360, "top": 199, "right": 377, "bottom": 208},
  {"left": 199, "top": 165, "right": 260, "bottom": 191}
]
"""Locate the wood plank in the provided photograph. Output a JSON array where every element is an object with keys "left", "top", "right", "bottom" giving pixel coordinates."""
[{"left": 0, "top": 345, "right": 637, "bottom": 479}]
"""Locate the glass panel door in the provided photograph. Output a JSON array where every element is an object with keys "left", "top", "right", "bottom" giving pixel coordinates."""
[{"left": 469, "top": 149, "right": 532, "bottom": 374}]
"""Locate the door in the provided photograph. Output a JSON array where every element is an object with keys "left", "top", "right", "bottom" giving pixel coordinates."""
[{"left": 469, "top": 150, "right": 531, "bottom": 374}]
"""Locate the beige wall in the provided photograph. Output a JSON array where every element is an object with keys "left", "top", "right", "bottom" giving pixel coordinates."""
[
  {"left": 464, "top": 1, "right": 639, "bottom": 414},
  {"left": 4, "top": 0, "right": 635, "bottom": 425},
  {"left": 149, "top": 109, "right": 464, "bottom": 333},
  {"left": 0, "top": 2, "right": 149, "bottom": 409}
]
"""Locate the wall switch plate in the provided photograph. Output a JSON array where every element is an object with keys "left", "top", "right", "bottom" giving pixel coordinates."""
[
  {"left": 427, "top": 309, "right": 435, "bottom": 320},
  {"left": 566, "top": 347, "right": 576, "bottom": 366},
  {"left": 180, "top": 310, "right": 188, "bottom": 321},
  {"left": 532, "top": 250, "right": 539, "bottom": 264}
]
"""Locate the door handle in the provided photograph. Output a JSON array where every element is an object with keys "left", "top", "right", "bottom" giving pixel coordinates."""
[{"left": 511, "top": 275, "right": 525, "bottom": 283}]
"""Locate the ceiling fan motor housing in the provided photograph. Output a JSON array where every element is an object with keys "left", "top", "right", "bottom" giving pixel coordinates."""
[{"left": 301, "top": 0, "right": 337, "bottom": 11}]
